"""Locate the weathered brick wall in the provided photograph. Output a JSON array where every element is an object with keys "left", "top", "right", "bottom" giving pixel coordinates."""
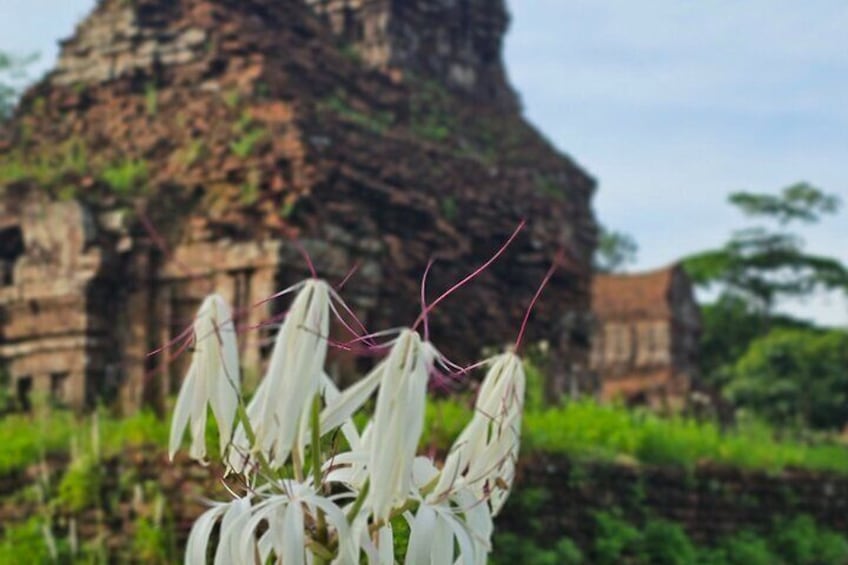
[
  {"left": 499, "top": 454, "right": 848, "bottom": 549},
  {"left": 2, "top": 450, "right": 846, "bottom": 556}
]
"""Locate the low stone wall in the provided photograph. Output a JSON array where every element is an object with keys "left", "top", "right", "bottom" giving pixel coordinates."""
[
  {"left": 2, "top": 449, "right": 846, "bottom": 555},
  {"left": 498, "top": 454, "right": 848, "bottom": 549}
]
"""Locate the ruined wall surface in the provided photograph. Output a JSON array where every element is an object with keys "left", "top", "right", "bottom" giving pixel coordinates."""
[
  {"left": 1, "top": 450, "right": 845, "bottom": 558},
  {"left": 500, "top": 455, "right": 848, "bottom": 549},
  {"left": 1, "top": 0, "right": 597, "bottom": 410},
  {"left": 305, "top": 0, "right": 518, "bottom": 108},
  {"left": 0, "top": 190, "right": 117, "bottom": 408}
]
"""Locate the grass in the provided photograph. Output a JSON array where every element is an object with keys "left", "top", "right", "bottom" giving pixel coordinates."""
[
  {"left": 2, "top": 371, "right": 847, "bottom": 477},
  {"left": 0, "top": 409, "right": 167, "bottom": 476},
  {"left": 422, "top": 361, "right": 848, "bottom": 475}
]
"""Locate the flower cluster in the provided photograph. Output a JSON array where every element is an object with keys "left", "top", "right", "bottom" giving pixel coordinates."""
[{"left": 170, "top": 276, "right": 529, "bottom": 564}]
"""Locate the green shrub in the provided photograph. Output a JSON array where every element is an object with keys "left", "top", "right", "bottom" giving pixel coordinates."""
[
  {"left": 101, "top": 158, "right": 148, "bottom": 195},
  {"left": 593, "top": 510, "right": 640, "bottom": 564},
  {"left": 0, "top": 518, "right": 53, "bottom": 563},
  {"left": 56, "top": 454, "right": 99, "bottom": 512},
  {"left": 491, "top": 532, "right": 583, "bottom": 565},
  {"left": 716, "top": 531, "right": 775, "bottom": 565},
  {"left": 639, "top": 519, "right": 697, "bottom": 565},
  {"left": 771, "top": 515, "right": 848, "bottom": 564}
]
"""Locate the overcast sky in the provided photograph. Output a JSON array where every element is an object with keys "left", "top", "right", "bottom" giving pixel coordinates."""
[{"left": 1, "top": 0, "right": 846, "bottom": 326}]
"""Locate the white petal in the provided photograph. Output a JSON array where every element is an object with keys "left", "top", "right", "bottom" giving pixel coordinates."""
[
  {"left": 404, "top": 505, "right": 436, "bottom": 565},
  {"left": 184, "top": 503, "right": 227, "bottom": 565},
  {"left": 169, "top": 359, "right": 197, "bottom": 460}
]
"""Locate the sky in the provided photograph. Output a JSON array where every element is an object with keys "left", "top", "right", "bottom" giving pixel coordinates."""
[{"left": 1, "top": 0, "right": 847, "bottom": 326}]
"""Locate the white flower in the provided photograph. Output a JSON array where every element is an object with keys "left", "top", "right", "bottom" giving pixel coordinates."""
[
  {"left": 232, "top": 279, "right": 331, "bottom": 470},
  {"left": 185, "top": 496, "right": 252, "bottom": 565},
  {"left": 408, "top": 456, "right": 493, "bottom": 565},
  {"left": 436, "top": 351, "right": 525, "bottom": 516},
  {"left": 169, "top": 294, "right": 240, "bottom": 462},
  {"left": 320, "top": 331, "right": 442, "bottom": 523},
  {"left": 221, "top": 480, "right": 356, "bottom": 565},
  {"left": 404, "top": 500, "right": 483, "bottom": 565},
  {"left": 368, "top": 330, "right": 433, "bottom": 521}
]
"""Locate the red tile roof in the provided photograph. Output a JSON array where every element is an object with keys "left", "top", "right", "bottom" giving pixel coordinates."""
[{"left": 592, "top": 265, "right": 680, "bottom": 322}]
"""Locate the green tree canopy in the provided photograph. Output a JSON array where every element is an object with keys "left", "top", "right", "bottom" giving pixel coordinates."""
[
  {"left": 683, "top": 184, "right": 848, "bottom": 311},
  {"left": 726, "top": 327, "right": 848, "bottom": 430},
  {"left": 594, "top": 226, "right": 638, "bottom": 273},
  {"left": 0, "top": 52, "right": 37, "bottom": 120}
]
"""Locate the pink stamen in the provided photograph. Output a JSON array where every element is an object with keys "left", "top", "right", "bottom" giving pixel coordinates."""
[
  {"left": 514, "top": 252, "right": 562, "bottom": 352},
  {"left": 335, "top": 261, "right": 361, "bottom": 291},
  {"left": 292, "top": 239, "right": 318, "bottom": 279},
  {"left": 136, "top": 206, "right": 196, "bottom": 279},
  {"left": 327, "top": 295, "right": 373, "bottom": 345},
  {"left": 146, "top": 323, "right": 194, "bottom": 358},
  {"left": 412, "top": 220, "right": 526, "bottom": 330},
  {"left": 420, "top": 259, "right": 435, "bottom": 342}
]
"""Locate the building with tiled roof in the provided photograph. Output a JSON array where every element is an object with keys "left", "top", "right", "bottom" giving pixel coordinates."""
[{"left": 590, "top": 264, "right": 701, "bottom": 409}]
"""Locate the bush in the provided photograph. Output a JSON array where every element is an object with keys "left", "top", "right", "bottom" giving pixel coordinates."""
[
  {"left": 56, "top": 455, "right": 99, "bottom": 512},
  {"left": 491, "top": 532, "right": 583, "bottom": 565},
  {"left": 422, "top": 392, "right": 848, "bottom": 474},
  {"left": 593, "top": 510, "right": 641, "bottom": 564},
  {"left": 771, "top": 515, "right": 848, "bottom": 564},
  {"left": 640, "top": 519, "right": 697, "bottom": 565}
]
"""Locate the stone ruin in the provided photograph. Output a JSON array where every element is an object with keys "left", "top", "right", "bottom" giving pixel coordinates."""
[
  {"left": 590, "top": 265, "right": 701, "bottom": 409},
  {"left": 0, "top": 0, "right": 597, "bottom": 412}
]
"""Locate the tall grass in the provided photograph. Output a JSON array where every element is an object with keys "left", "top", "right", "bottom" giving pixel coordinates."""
[
  {"left": 423, "top": 397, "right": 848, "bottom": 475},
  {"left": 2, "top": 394, "right": 846, "bottom": 476},
  {"left": 0, "top": 409, "right": 167, "bottom": 476}
]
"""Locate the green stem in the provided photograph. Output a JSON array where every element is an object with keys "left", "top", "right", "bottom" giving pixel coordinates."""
[
  {"left": 234, "top": 398, "right": 276, "bottom": 478},
  {"left": 311, "top": 394, "right": 328, "bottom": 564},
  {"left": 346, "top": 479, "right": 370, "bottom": 523}
]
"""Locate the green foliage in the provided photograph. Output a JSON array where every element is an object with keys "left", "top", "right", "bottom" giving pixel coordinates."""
[
  {"left": 491, "top": 532, "right": 583, "bottom": 565},
  {"left": 421, "top": 384, "right": 848, "bottom": 474},
  {"left": 441, "top": 196, "right": 457, "bottom": 221},
  {"left": 682, "top": 184, "right": 848, "bottom": 310},
  {"left": 409, "top": 79, "right": 456, "bottom": 142},
  {"left": 0, "top": 517, "right": 53, "bottom": 563},
  {"left": 0, "top": 409, "right": 167, "bottom": 475},
  {"left": 593, "top": 510, "right": 641, "bottom": 564},
  {"left": 729, "top": 182, "right": 840, "bottom": 225},
  {"left": 696, "top": 294, "right": 811, "bottom": 387},
  {"left": 390, "top": 514, "right": 411, "bottom": 562},
  {"left": 144, "top": 82, "right": 158, "bottom": 116},
  {"left": 56, "top": 455, "right": 99, "bottom": 512},
  {"left": 726, "top": 327, "right": 848, "bottom": 430},
  {"left": 101, "top": 158, "right": 148, "bottom": 195},
  {"left": 0, "top": 138, "right": 90, "bottom": 189},
  {"left": 230, "top": 127, "right": 267, "bottom": 159},
  {"left": 771, "top": 515, "right": 848, "bottom": 564},
  {"left": 223, "top": 89, "right": 241, "bottom": 109},
  {"left": 595, "top": 225, "right": 639, "bottom": 273},
  {"left": 0, "top": 51, "right": 37, "bottom": 119},
  {"left": 338, "top": 43, "right": 362, "bottom": 65},
  {"left": 132, "top": 496, "right": 176, "bottom": 564},
  {"left": 713, "top": 531, "right": 775, "bottom": 565},
  {"left": 585, "top": 511, "right": 848, "bottom": 565},
  {"left": 640, "top": 519, "right": 697, "bottom": 565},
  {"left": 534, "top": 173, "right": 564, "bottom": 200},
  {"left": 319, "top": 92, "right": 394, "bottom": 134}
]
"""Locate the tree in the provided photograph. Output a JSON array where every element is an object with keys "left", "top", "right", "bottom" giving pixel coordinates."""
[
  {"left": 684, "top": 184, "right": 848, "bottom": 427},
  {"left": 726, "top": 327, "right": 848, "bottom": 430},
  {"left": 683, "top": 183, "right": 848, "bottom": 312},
  {"left": 594, "top": 226, "right": 638, "bottom": 273},
  {"left": 0, "top": 51, "right": 37, "bottom": 120}
]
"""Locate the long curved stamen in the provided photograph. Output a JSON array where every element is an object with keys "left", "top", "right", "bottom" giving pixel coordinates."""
[
  {"left": 514, "top": 255, "right": 561, "bottom": 352},
  {"left": 412, "top": 220, "right": 526, "bottom": 331}
]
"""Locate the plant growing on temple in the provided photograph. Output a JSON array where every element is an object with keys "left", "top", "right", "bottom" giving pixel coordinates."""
[{"left": 168, "top": 227, "right": 553, "bottom": 563}]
